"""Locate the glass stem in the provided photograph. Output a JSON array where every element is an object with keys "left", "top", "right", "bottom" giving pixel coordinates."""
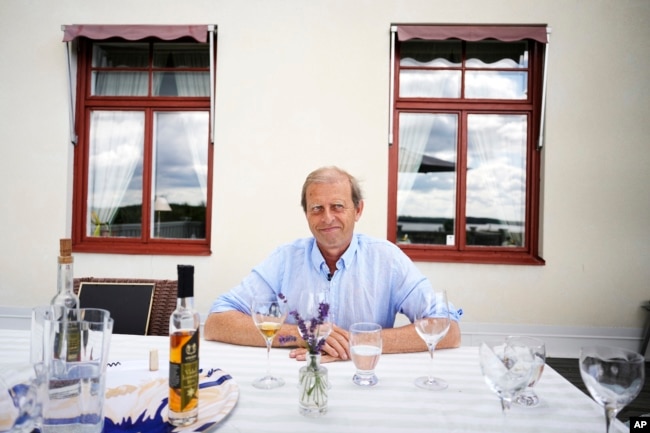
[
  {"left": 428, "top": 345, "right": 436, "bottom": 382},
  {"left": 605, "top": 408, "right": 617, "bottom": 433},
  {"left": 265, "top": 339, "right": 272, "bottom": 377}
]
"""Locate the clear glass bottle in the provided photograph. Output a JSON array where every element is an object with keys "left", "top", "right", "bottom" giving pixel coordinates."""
[
  {"left": 168, "top": 265, "right": 200, "bottom": 427},
  {"left": 50, "top": 238, "right": 80, "bottom": 361},
  {"left": 50, "top": 238, "right": 79, "bottom": 312}
]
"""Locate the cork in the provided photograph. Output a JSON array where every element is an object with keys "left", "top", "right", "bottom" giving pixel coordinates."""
[
  {"left": 149, "top": 349, "right": 159, "bottom": 371},
  {"left": 58, "top": 238, "right": 73, "bottom": 264}
]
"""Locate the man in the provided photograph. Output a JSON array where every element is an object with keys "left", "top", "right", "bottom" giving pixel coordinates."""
[{"left": 204, "top": 166, "right": 461, "bottom": 362}]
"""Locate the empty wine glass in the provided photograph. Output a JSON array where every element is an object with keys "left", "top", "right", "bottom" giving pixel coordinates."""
[
  {"left": 350, "top": 322, "right": 382, "bottom": 386},
  {"left": 579, "top": 346, "right": 645, "bottom": 433},
  {"left": 414, "top": 289, "right": 451, "bottom": 390},
  {"left": 251, "top": 294, "right": 288, "bottom": 389},
  {"left": 479, "top": 339, "right": 535, "bottom": 414},
  {"left": 506, "top": 335, "right": 546, "bottom": 406}
]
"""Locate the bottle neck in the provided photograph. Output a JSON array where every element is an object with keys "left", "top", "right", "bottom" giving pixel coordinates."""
[
  {"left": 57, "top": 261, "right": 74, "bottom": 295},
  {"left": 177, "top": 296, "right": 194, "bottom": 310}
]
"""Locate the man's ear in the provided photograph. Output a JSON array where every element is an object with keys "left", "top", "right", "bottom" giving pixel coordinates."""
[{"left": 355, "top": 200, "right": 364, "bottom": 221}]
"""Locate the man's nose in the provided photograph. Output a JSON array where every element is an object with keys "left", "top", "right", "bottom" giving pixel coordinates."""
[{"left": 322, "top": 207, "right": 336, "bottom": 223}]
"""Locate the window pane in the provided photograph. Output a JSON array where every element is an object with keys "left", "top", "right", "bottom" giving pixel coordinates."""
[
  {"left": 465, "top": 71, "right": 528, "bottom": 99},
  {"left": 397, "top": 113, "right": 458, "bottom": 245},
  {"left": 92, "top": 43, "right": 149, "bottom": 68},
  {"left": 153, "top": 72, "right": 210, "bottom": 96},
  {"left": 466, "top": 114, "right": 526, "bottom": 247},
  {"left": 152, "top": 112, "right": 209, "bottom": 239},
  {"left": 400, "top": 70, "right": 461, "bottom": 98},
  {"left": 92, "top": 71, "right": 149, "bottom": 96},
  {"left": 153, "top": 43, "right": 209, "bottom": 68},
  {"left": 87, "top": 111, "right": 145, "bottom": 238},
  {"left": 466, "top": 41, "right": 528, "bottom": 69},
  {"left": 400, "top": 40, "right": 462, "bottom": 67}
]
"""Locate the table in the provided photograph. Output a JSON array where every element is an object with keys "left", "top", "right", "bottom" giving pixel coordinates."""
[{"left": 0, "top": 329, "right": 625, "bottom": 433}]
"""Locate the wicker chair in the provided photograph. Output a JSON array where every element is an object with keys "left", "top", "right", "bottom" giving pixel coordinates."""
[{"left": 73, "top": 277, "right": 177, "bottom": 336}]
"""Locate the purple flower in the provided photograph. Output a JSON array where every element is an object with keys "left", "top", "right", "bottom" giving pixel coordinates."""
[{"left": 289, "top": 301, "right": 330, "bottom": 355}]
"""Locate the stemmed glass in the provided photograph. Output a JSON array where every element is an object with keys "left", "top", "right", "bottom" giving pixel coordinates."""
[
  {"left": 251, "top": 294, "right": 288, "bottom": 389},
  {"left": 479, "top": 338, "right": 535, "bottom": 414},
  {"left": 414, "top": 288, "right": 451, "bottom": 390},
  {"left": 579, "top": 346, "right": 645, "bottom": 433},
  {"left": 506, "top": 335, "right": 546, "bottom": 406},
  {"left": 296, "top": 288, "right": 333, "bottom": 346}
]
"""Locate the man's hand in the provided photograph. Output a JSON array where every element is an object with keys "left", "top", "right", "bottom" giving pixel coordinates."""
[{"left": 289, "top": 324, "right": 350, "bottom": 363}]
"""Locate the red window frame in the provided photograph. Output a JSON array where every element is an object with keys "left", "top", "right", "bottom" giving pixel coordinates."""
[
  {"left": 387, "top": 25, "right": 547, "bottom": 265},
  {"left": 70, "top": 35, "right": 214, "bottom": 255}
]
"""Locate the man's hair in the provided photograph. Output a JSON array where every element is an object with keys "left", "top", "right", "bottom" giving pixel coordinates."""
[{"left": 300, "top": 166, "right": 364, "bottom": 212}]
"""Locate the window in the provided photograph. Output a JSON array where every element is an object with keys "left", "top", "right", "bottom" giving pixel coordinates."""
[
  {"left": 64, "top": 25, "right": 215, "bottom": 255},
  {"left": 388, "top": 25, "right": 549, "bottom": 265}
]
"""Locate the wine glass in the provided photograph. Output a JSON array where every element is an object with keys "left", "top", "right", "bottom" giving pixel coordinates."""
[
  {"left": 579, "top": 346, "right": 645, "bottom": 433},
  {"left": 479, "top": 338, "right": 535, "bottom": 414},
  {"left": 350, "top": 322, "right": 382, "bottom": 386},
  {"left": 296, "top": 288, "right": 333, "bottom": 349},
  {"left": 251, "top": 295, "right": 287, "bottom": 389},
  {"left": 413, "top": 288, "right": 451, "bottom": 390},
  {"left": 506, "top": 335, "right": 546, "bottom": 406}
]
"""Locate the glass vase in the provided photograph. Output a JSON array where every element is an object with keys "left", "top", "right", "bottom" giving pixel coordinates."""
[{"left": 298, "top": 353, "right": 328, "bottom": 417}]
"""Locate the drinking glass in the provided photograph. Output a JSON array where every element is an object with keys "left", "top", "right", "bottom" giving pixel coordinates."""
[
  {"left": 479, "top": 339, "right": 535, "bottom": 414},
  {"left": 350, "top": 322, "right": 382, "bottom": 386},
  {"left": 251, "top": 295, "right": 287, "bottom": 389},
  {"left": 506, "top": 335, "right": 546, "bottom": 406},
  {"left": 579, "top": 346, "right": 645, "bottom": 433},
  {"left": 0, "top": 363, "right": 47, "bottom": 433},
  {"left": 414, "top": 289, "right": 451, "bottom": 390},
  {"left": 295, "top": 288, "right": 333, "bottom": 349}
]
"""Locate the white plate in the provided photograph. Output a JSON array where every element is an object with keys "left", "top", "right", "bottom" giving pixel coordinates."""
[{"left": 104, "top": 360, "right": 239, "bottom": 433}]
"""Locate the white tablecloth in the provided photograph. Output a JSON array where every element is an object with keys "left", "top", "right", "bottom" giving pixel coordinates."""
[{"left": 0, "top": 329, "right": 625, "bottom": 433}]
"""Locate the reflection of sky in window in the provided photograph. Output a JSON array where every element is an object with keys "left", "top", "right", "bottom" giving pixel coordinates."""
[
  {"left": 121, "top": 112, "right": 208, "bottom": 206},
  {"left": 399, "top": 113, "right": 526, "bottom": 223}
]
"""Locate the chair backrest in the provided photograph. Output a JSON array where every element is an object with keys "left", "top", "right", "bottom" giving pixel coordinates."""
[{"left": 73, "top": 277, "right": 177, "bottom": 336}]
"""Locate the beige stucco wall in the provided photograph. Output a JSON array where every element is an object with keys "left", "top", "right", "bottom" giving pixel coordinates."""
[{"left": 0, "top": 0, "right": 648, "bottom": 340}]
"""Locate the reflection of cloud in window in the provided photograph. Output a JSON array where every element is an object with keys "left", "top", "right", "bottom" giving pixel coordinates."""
[
  {"left": 465, "top": 71, "right": 527, "bottom": 99},
  {"left": 399, "top": 113, "right": 525, "bottom": 222}
]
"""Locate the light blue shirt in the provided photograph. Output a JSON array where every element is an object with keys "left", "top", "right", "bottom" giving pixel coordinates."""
[{"left": 209, "top": 233, "right": 462, "bottom": 330}]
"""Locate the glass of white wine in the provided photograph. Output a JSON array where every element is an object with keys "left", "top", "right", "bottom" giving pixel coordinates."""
[{"left": 251, "top": 294, "right": 287, "bottom": 389}]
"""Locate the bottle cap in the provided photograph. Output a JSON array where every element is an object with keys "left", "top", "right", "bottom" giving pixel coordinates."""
[
  {"left": 59, "top": 238, "right": 73, "bottom": 264},
  {"left": 177, "top": 265, "right": 194, "bottom": 298}
]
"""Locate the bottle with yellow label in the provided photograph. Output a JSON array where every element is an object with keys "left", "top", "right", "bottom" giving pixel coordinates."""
[{"left": 169, "top": 264, "right": 200, "bottom": 426}]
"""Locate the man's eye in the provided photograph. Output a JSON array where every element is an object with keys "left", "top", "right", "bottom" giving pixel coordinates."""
[
  {"left": 332, "top": 204, "right": 344, "bottom": 211},
  {"left": 310, "top": 206, "right": 323, "bottom": 214}
]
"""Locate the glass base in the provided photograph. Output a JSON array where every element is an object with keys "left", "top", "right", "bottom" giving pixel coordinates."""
[
  {"left": 352, "top": 372, "right": 379, "bottom": 387},
  {"left": 414, "top": 376, "right": 448, "bottom": 391},
  {"left": 514, "top": 389, "right": 540, "bottom": 407},
  {"left": 252, "top": 375, "right": 285, "bottom": 389},
  {"left": 299, "top": 405, "right": 328, "bottom": 418}
]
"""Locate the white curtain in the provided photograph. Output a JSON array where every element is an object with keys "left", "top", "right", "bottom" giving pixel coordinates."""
[
  {"left": 397, "top": 113, "right": 433, "bottom": 216},
  {"left": 88, "top": 111, "right": 144, "bottom": 236},
  {"left": 179, "top": 112, "right": 209, "bottom": 203},
  {"left": 153, "top": 49, "right": 209, "bottom": 97}
]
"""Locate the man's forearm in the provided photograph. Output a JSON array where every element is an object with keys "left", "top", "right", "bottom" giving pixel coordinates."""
[{"left": 381, "top": 321, "right": 461, "bottom": 354}]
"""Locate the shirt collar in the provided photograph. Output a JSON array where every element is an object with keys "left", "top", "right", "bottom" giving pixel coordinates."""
[{"left": 310, "top": 234, "right": 359, "bottom": 275}]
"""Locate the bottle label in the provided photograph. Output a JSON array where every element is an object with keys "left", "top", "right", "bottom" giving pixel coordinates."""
[{"left": 169, "top": 330, "right": 200, "bottom": 412}]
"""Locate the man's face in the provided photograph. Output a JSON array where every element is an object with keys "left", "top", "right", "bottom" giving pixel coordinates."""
[{"left": 304, "top": 179, "right": 363, "bottom": 255}]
